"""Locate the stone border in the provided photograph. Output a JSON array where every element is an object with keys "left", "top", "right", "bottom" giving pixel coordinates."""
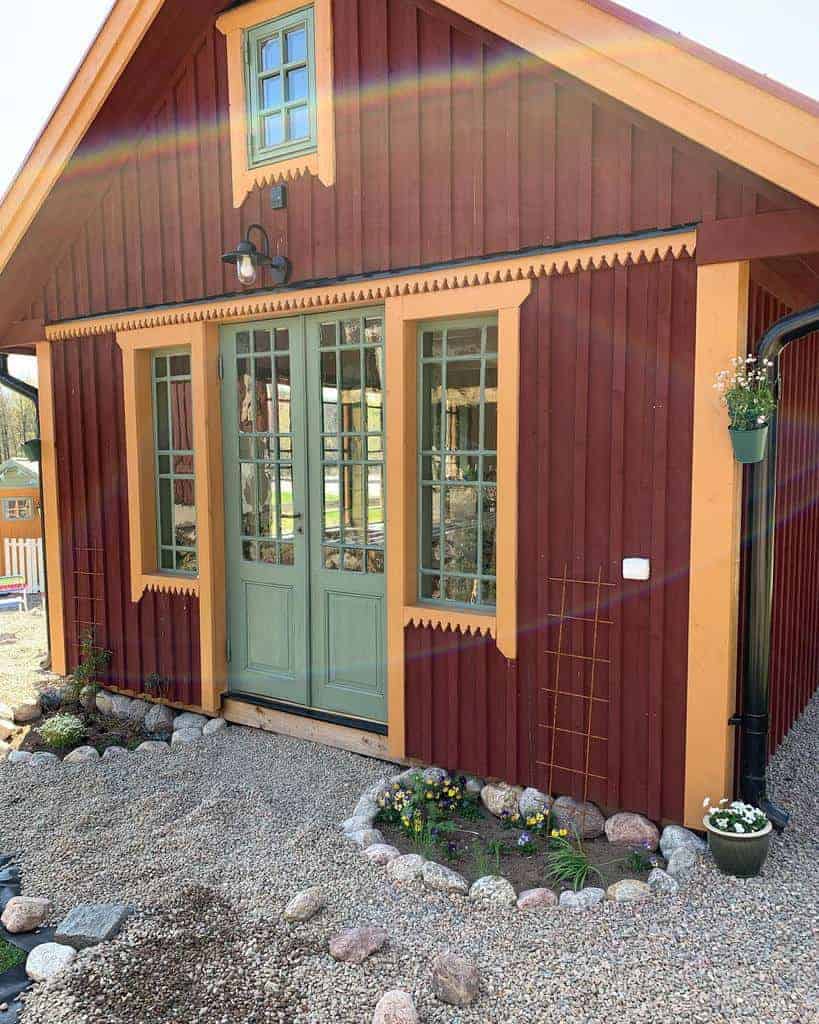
[
  {"left": 342, "top": 767, "right": 707, "bottom": 910},
  {"left": 0, "top": 689, "right": 229, "bottom": 769}
]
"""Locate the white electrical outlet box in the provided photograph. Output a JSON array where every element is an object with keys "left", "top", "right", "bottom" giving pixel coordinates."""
[{"left": 623, "top": 557, "right": 650, "bottom": 581}]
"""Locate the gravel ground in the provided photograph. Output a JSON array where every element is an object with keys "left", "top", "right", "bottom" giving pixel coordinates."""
[
  {"left": 1, "top": 690, "right": 817, "bottom": 1023},
  {"left": 0, "top": 602, "right": 59, "bottom": 706}
]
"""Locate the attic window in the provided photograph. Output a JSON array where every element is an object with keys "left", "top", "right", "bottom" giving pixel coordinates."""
[
  {"left": 2, "top": 497, "right": 34, "bottom": 521},
  {"left": 245, "top": 7, "right": 317, "bottom": 169}
]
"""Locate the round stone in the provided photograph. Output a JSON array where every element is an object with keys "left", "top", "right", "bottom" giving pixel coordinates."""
[
  {"left": 8, "top": 750, "right": 32, "bottom": 765},
  {"left": 647, "top": 867, "right": 679, "bottom": 895},
  {"left": 518, "top": 786, "right": 552, "bottom": 819},
  {"left": 171, "top": 728, "right": 202, "bottom": 747},
  {"left": 25, "top": 942, "right": 76, "bottom": 982},
  {"left": 606, "top": 879, "right": 652, "bottom": 902},
  {"left": 11, "top": 698, "right": 40, "bottom": 724},
  {"left": 604, "top": 812, "right": 660, "bottom": 851},
  {"left": 659, "top": 825, "right": 707, "bottom": 859},
  {"left": 173, "top": 712, "right": 208, "bottom": 732},
  {"left": 63, "top": 745, "right": 101, "bottom": 765},
  {"left": 0, "top": 718, "right": 16, "bottom": 741},
  {"left": 348, "top": 828, "right": 384, "bottom": 850},
  {"left": 480, "top": 782, "right": 523, "bottom": 818},
  {"left": 126, "top": 700, "right": 150, "bottom": 725},
  {"left": 363, "top": 844, "right": 401, "bottom": 866},
  {"left": 283, "top": 886, "right": 324, "bottom": 923},
  {"left": 109, "top": 694, "right": 134, "bottom": 720},
  {"left": 95, "top": 690, "right": 115, "bottom": 715},
  {"left": 387, "top": 854, "right": 426, "bottom": 883},
  {"left": 102, "top": 745, "right": 129, "bottom": 760},
  {"left": 203, "top": 717, "right": 228, "bottom": 736},
  {"left": 559, "top": 887, "right": 606, "bottom": 909},
  {"left": 1, "top": 895, "right": 52, "bottom": 933},
  {"left": 29, "top": 751, "right": 60, "bottom": 767},
  {"left": 430, "top": 951, "right": 480, "bottom": 1006},
  {"left": 421, "top": 861, "right": 469, "bottom": 895},
  {"left": 516, "top": 887, "right": 558, "bottom": 910},
  {"left": 666, "top": 846, "right": 698, "bottom": 881},
  {"left": 551, "top": 796, "right": 606, "bottom": 838},
  {"left": 372, "top": 990, "right": 419, "bottom": 1024},
  {"left": 143, "top": 704, "right": 174, "bottom": 733},
  {"left": 329, "top": 926, "right": 388, "bottom": 964},
  {"left": 134, "top": 740, "right": 171, "bottom": 755},
  {"left": 469, "top": 875, "right": 517, "bottom": 907}
]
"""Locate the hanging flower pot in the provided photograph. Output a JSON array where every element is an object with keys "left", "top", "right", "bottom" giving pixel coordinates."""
[
  {"left": 702, "top": 799, "right": 772, "bottom": 877},
  {"left": 714, "top": 355, "right": 775, "bottom": 465},
  {"left": 728, "top": 424, "right": 769, "bottom": 464}
]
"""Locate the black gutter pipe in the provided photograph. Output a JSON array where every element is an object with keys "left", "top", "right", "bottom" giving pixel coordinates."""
[
  {"left": 0, "top": 353, "right": 50, "bottom": 664},
  {"left": 740, "top": 302, "right": 819, "bottom": 830}
]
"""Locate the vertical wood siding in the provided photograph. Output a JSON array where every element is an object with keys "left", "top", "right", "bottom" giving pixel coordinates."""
[
  {"left": 33, "top": 0, "right": 799, "bottom": 325},
  {"left": 743, "top": 281, "right": 819, "bottom": 759},
  {"left": 406, "top": 253, "right": 697, "bottom": 823},
  {"left": 50, "top": 335, "right": 201, "bottom": 704}
]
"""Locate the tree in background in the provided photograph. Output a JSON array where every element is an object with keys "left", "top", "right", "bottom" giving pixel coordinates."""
[{"left": 0, "top": 355, "right": 37, "bottom": 461}]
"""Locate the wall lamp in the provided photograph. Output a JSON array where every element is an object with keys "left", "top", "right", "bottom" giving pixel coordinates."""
[{"left": 221, "top": 224, "right": 290, "bottom": 288}]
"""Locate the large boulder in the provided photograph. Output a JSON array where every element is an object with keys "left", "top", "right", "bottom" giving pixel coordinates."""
[
  {"left": 125, "top": 700, "right": 150, "bottom": 725},
  {"left": 604, "top": 812, "right": 660, "bottom": 851},
  {"left": 1, "top": 896, "right": 52, "bottom": 933},
  {"left": 109, "top": 695, "right": 133, "bottom": 720},
  {"left": 606, "top": 879, "right": 651, "bottom": 902},
  {"left": 518, "top": 787, "right": 552, "bottom": 820},
  {"left": 62, "top": 746, "right": 101, "bottom": 765},
  {"left": 659, "top": 825, "right": 706, "bottom": 860},
  {"left": 386, "top": 854, "right": 426, "bottom": 883},
  {"left": 469, "top": 875, "right": 516, "bottom": 907},
  {"left": 283, "top": 887, "right": 324, "bottom": 923},
  {"left": 95, "top": 690, "right": 115, "bottom": 716},
  {"left": 55, "top": 903, "right": 133, "bottom": 949},
  {"left": 25, "top": 942, "right": 76, "bottom": 981},
  {"left": 144, "top": 704, "right": 174, "bottom": 733},
  {"left": 421, "top": 862, "right": 469, "bottom": 895},
  {"left": 559, "top": 887, "right": 606, "bottom": 910},
  {"left": 551, "top": 796, "right": 605, "bottom": 839},
  {"left": 372, "top": 990, "right": 418, "bottom": 1024},
  {"left": 516, "top": 887, "right": 557, "bottom": 911},
  {"left": 480, "top": 782, "right": 523, "bottom": 819},
  {"left": 430, "top": 952, "right": 480, "bottom": 1006},
  {"left": 329, "top": 926, "right": 388, "bottom": 964}
]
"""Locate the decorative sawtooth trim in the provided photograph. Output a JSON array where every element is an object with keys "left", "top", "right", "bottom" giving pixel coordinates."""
[
  {"left": 403, "top": 610, "right": 496, "bottom": 638},
  {"left": 138, "top": 573, "right": 200, "bottom": 599},
  {"left": 43, "top": 231, "right": 696, "bottom": 341}
]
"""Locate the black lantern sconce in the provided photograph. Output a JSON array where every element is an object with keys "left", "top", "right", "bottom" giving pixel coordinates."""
[{"left": 221, "top": 224, "right": 290, "bottom": 288}]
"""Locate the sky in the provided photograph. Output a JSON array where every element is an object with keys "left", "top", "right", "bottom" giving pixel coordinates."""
[{"left": 0, "top": 0, "right": 817, "bottom": 199}]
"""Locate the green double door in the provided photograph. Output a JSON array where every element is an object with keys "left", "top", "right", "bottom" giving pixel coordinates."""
[{"left": 220, "top": 309, "right": 387, "bottom": 724}]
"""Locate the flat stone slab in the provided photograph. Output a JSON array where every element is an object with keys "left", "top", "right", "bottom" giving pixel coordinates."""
[
  {"left": 25, "top": 942, "right": 76, "bottom": 981},
  {"left": 54, "top": 903, "right": 133, "bottom": 949}
]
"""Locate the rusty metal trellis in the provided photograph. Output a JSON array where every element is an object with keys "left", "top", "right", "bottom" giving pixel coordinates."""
[
  {"left": 537, "top": 564, "right": 615, "bottom": 819},
  {"left": 72, "top": 545, "right": 105, "bottom": 656}
]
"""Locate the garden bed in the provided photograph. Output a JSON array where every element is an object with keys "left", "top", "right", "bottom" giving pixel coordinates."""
[
  {"left": 16, "top": 703, "right": 160, "bottom": 760},
  {"left": 375, "top": 772, "right": 660, "bottom": 896}
]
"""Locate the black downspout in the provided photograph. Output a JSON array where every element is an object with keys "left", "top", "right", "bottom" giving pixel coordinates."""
[
  {"left": 741, "top": 302, "right": 819, "bottom": 830},
  {"left": 0, "top": 353, "right": 49, "bottom": 663}
]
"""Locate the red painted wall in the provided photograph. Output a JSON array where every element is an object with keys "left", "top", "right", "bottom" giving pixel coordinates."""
[
  {"left": 50, "top": 335, "right": 201, "bottom": 705},
  {"left": 31, "top": 0, "right": 798, "bottom": 324},
  {"left": 407, "top": 253, "right": 697, "bottom": 823}
]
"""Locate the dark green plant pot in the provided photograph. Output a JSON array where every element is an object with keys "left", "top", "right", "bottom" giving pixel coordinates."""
[
  {"left": 704, "top": 818, "right": 772, "bottom": 877},
  {"left": 728, "top": 425, "right": 768, "bottom": 464},
  {"left": 22, "top": 437, "right": 41, "bottom": 462}
]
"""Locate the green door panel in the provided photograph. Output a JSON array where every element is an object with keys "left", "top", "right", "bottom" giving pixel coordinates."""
[
  {"left": 221, "top": 319, "right": 310, "bottom": 704},
  {"left": 221, "top": 310, "right": 386, "bottom": 723},
  {"left": 304, "top": 309, "right": 387, "bottom": 722}
]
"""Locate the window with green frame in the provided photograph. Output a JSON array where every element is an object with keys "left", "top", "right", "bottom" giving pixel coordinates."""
[
  {"left": 418, "top": 318, "right": 498, "bottom": 609},
  {"left": 152, "top": 351, "right": 197, "bottom": 574},
  {"left": 245, "top": 6, "right": 317, "bottom": 168}
]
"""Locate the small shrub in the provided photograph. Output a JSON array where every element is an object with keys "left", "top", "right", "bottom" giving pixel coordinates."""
[
  {"left": 545, "top": 833, "right": 602, "bottom": 891},
  {"left": 473, "top": 838, "right": 505, "bottom": 877},
  {"left": 64, "top": 628, "right": 112, "bottom": 706},
  {"left": 37, "top": 713, "right": 85, "bottom": 751},
  {"left": 625, "top": 848, "right": 654, "bottom": 873}
]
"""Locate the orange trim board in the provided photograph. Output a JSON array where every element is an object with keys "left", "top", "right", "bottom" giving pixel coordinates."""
[
  {"left": 36, "top": 340, "right": 67, "bottom": 677},
  {"left": 216, "top": 0, "right": 335, "bottom": 207},
  {"left": 683, "top": 260, "right": 749, "bottom": 829}
]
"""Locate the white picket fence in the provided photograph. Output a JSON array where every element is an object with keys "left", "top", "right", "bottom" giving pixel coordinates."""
[{"left": 3, "top": 537, "right": 44, "bottom": 594}]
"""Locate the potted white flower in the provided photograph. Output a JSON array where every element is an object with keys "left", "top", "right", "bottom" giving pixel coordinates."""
[
  {"left": 713, "top": 355, "right": 775, "bottom": 464},
  {"left": 702, "top": 797, "right": 772, "bottom": 877}
]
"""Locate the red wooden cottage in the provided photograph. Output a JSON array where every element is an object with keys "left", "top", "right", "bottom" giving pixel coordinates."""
[{"left": 1, "top": 0, "right": 818, "bottom": 829}]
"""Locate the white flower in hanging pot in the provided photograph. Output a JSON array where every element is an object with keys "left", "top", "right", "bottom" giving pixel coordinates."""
[{"left": 713, "top": 355, "right": 776, "bottom": 464}]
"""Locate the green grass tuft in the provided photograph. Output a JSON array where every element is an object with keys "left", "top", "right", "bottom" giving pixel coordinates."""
[{"left": 0, "top": 936, "right": 25, "bottom": 974}]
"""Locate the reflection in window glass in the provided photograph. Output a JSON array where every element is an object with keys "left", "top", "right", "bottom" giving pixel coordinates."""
[
  {"left": 152, "top": 351, "right": 197, "bottom": 574},
  {"left": 418, "top": 318, "right": 498, "bottom": 608}
]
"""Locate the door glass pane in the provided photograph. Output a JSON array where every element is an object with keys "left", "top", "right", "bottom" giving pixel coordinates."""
[
  {"left": 237, "top": 359, "right": 252, "bottom": 432},
  {"left": 241, "top": 462, "right": 257, "bottom": 536},
  {"left": 255, "top": 357, "right": 273, "bottom": 433},
  {"left": 318, "top": 314, "right": 385, "bottom": 573},
  {"left": 258, "top": 464, "right": 277, "bottom": 538},
  {"left": 277, "top": 356, "right": 291, "bottom": 432}
]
